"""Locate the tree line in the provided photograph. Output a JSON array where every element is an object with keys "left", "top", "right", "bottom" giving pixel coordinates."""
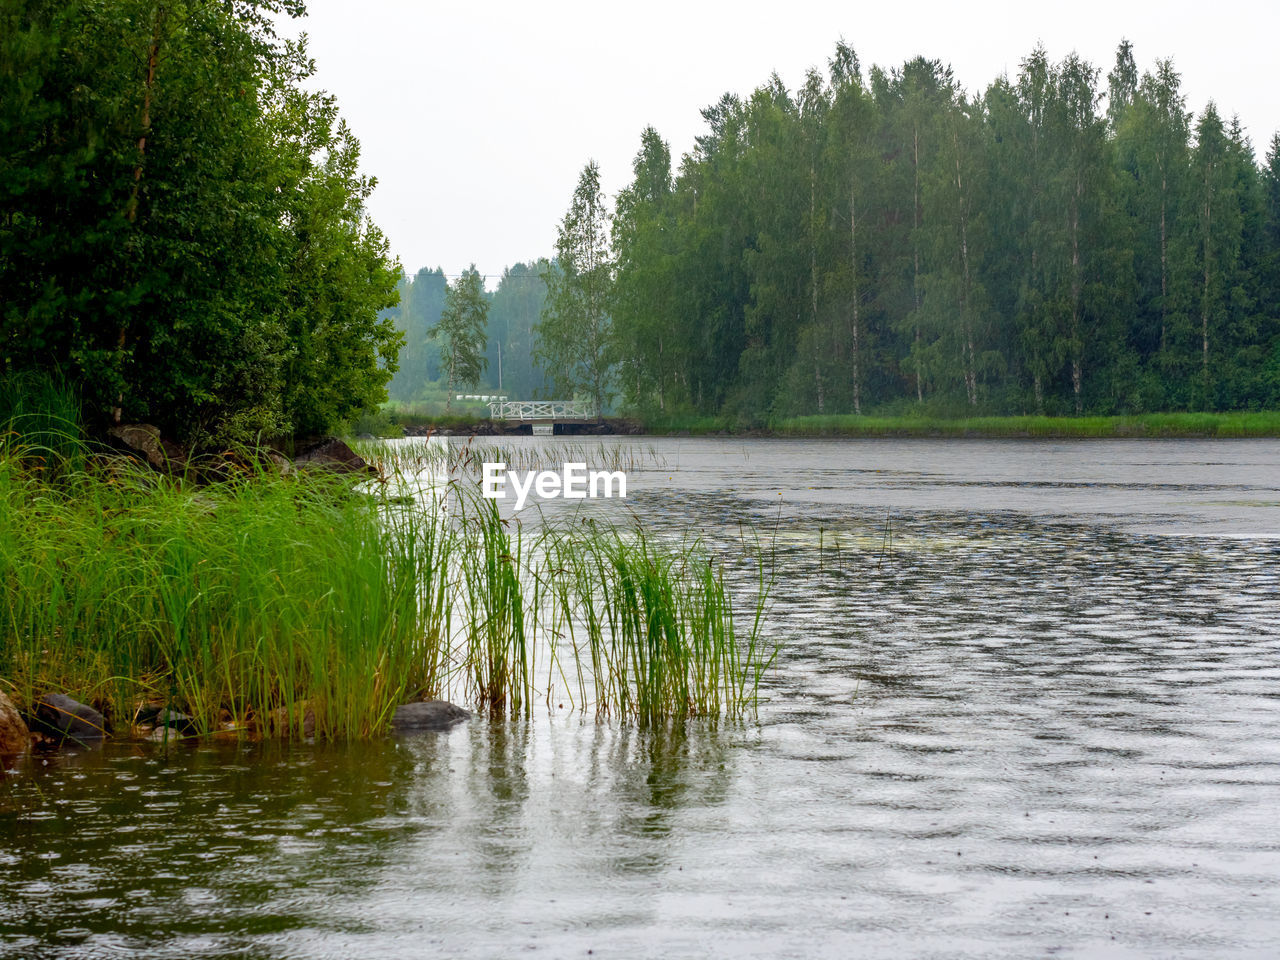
[
  {"left": 382, "top": 262, "right": 550, "bottom": 406},
  {"left": 573, "top": 41, "right": 1280, "bottom": 421}
]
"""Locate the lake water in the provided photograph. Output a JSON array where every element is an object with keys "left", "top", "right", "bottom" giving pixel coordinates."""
[{"left": 3, "top": 438, "right": 1279, "bottom": 958}]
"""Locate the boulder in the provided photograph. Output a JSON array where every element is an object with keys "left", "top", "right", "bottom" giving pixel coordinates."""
[
  {"left": 390, "top": 700, "right": 471, "bottom": 734},
  {"left": 106, "top": 423, "right": 186, "bottom": 473},
  {"left": 292, "top": 437, "right": 377, "bottom": 477},
  {"left": 0, "top": 691, "right": 29, "bottom": 757},
  {"left": 33, "top": 693, "right": 107, "bottom": 744},
  {"left": 152, "top": 708, "right": 198, "bottom": 736},
  {"left": 260, "top": 448, "right": 295, "bottom": 477}
]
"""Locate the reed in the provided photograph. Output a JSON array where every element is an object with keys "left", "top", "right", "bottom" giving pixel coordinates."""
[
  {"left": 1, "top": 455, "right": 451, "bottom": 739},
  {"left": 1, "top": 433, "right": 773, "bottom": 737},
  {"left": 352, "top": 436, "right": 666, "bottom": 478},
  {"left": 547, "top": 521, "right": 773, "bottom": 725}
]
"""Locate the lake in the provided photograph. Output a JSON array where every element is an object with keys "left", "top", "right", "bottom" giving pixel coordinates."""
[{"left": 3, "top": 438, "right": 1279, "bottom": 958}]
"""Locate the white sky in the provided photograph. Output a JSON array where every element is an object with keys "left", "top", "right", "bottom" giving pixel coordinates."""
[{"left": 288, "top": 0, "right": 1279, "bottom": 286}]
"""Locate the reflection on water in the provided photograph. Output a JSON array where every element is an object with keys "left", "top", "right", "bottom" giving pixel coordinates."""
[{"left": 3, "top": 439, "right": 1279, "bottom": 958}]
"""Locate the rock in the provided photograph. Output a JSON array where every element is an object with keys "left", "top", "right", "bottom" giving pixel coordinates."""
[
  {"left": 154, "top": 708, "right": 198, "bottom": 735},
  {"left": 0, "top": 692, "right": 30, "bottom": 757},
  {"left": 266, "top": 701, "right": 315, "bottom": 738},
  {"left": 33, "top": 693, "right": 107, "bottom": 744},
  {"left": 390, "top": 700, "right": 471, "bottom": 734},
  {"left": 146, "top": 726, "right": 195, "bottom": 743},
  {"left": 261, "top": 448, "right": 294, "bottom": 477},
  {"left": 292, "top": 437, "right": 377, "bottom": 477},
  {"left": 106, "top": 423, "right": 186, "bottom": 473}
]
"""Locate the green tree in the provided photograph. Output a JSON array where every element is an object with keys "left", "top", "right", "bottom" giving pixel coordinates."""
[
  {"left": 431, "top": 266, "right": 489, "bottom": 410},
  {"left": 487, "top": 261, "right": 550, "bottom": 398},
  {"left": 537, "top": 161, "right": 613, "bottom": 416},
  {"left": 612, "top": 128, "right": 678, "bottom": 411},
  {"left": 0, "top": 0, "right": 400, "bottom": 443},
  {"left": 385, "top": 267, "right": 448, "bottom": 402}
]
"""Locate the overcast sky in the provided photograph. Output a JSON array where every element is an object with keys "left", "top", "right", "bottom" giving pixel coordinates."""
[{"left": 286, "top": 0, "right": 1279, "bottom": 286}]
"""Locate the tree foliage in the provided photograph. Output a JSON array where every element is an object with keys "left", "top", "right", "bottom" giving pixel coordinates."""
[
  {"left": 536, "top": 161, "right": 613, "bottom": 415},
  {"left": 431, "top": 265, "right": 489, "bottom": 409},
  {"left": 0, "top": 0, "right": 401, "bottom": 442},
  {"left": 604, "top": 41, "right": 1280, "bottom": 421}
]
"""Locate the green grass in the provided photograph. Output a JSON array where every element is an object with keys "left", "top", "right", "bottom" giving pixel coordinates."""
[
  {"left": 1, "top": 431, "right": 771, "bottom": 739},
  {"left": 772, "top": 411, "right": 1280, "bottom": 438},
  {"left": 0, "top": 453, "right": 450, "bottom": 739}
]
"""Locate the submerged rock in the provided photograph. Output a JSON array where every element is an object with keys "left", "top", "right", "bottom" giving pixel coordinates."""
[
  {"left": 390, "top": 700, "right": 471, "bottom": 734},
  {"left": 0, "top": 692, "right": 30, "bottom": 757},
  {"left": 33, "top": 693, "right": 108, "bottom": 744}
]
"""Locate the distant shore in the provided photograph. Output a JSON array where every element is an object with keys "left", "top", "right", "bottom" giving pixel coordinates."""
[
  {"left": 377, "top": 411, "right": 1280, "bottom": 440},
  {"left": 765, "top": 412, "right": 1280, "bottom": 439}
]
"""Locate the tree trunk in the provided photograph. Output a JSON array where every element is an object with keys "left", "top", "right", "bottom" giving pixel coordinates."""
[
  {"left": 849, "top": 187, "right": 861, "bottom": 415},
  {"left": 1201, "top": 160, "right": 1213, "bottom": 402},
  {"left": 114, "top": 4, "right": 167, "bottom": 424},
  {"left": 912, "top": 122, "right": 923, "bottom": 403},
  {"left": 1070, "top": 174, "right": 1083, "bottom": 416},
  {"left": 1159, "top": 165, "right": 1168, "bottom": 355},
  {"left": 953, "top": 129, "right": 977, "bottom": 407}
]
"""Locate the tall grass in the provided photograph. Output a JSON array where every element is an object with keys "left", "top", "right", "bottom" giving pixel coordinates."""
[
  {"left": 0, "top": 371, "right": 86, "bottom": 478},
  {"left": 548, "top": 523, "right": 772, "bottom": 724},
  {"left": 1, "top": 424, "right": 773, "bottom": 736},
  {"left": 1, "top": 458, "right": 451, "bottom": 738}
]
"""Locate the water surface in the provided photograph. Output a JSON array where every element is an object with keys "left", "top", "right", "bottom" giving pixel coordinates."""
[{"left": 3, "top": 438, "right": 1279, "bottom": 958}]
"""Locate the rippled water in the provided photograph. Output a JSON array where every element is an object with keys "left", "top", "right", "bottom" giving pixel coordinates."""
[{"left": 4, "top": 438, "right": 1279, "bottom": 958}]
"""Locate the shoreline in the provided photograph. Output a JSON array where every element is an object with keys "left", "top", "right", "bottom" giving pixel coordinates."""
[{"left": 377, "top": 411, "right": 1280, "bottom": 441}]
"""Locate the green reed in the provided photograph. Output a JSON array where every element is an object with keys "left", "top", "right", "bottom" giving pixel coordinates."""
[
  {"left": 1, "top": 452, "right": 450, "bottom": 739},
  {"left": 2, "top": 428, "right": 773, "bottom": 737},
  {"left": 546, "top": 521, "right": 773, "bottom": 725}
]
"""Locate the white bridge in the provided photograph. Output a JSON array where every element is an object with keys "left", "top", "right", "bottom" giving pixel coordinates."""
[{"left": 486, "top": 399, "right": 597, "bottom": 422}]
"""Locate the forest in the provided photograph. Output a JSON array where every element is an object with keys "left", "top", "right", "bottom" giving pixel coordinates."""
[
  {"left": 395, "top": 41, "right": 1280, "bottom": 425},
  {"left": 383, "top": 262, "right": 549, "bottom": 405},
  {"left": 601, "top": 41, "right": 1280, "bottom": 422},
  {"left": 5, "top": 4, "right": 1278, "bottom": 431},
  {"left": 0, "top": 0, "right": 400, "bottom": 442}
]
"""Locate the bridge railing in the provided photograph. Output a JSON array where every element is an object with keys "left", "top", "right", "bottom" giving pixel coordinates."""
[{"left": 486, "top": 399, "right": 597, "bottom": 421}]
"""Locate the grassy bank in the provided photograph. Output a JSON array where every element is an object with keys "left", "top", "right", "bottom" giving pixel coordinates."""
[
  {"left": 1, "top": 434, "right": 770, "bottom": 740},
  {"left": 641, "top": 411, "right": 1280, "bottom": 438}
]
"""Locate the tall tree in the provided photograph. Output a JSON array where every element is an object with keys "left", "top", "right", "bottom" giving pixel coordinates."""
[
  {"left": 537, "top": 161, "right": 613, "bottom": 416},
  {"left": 611, "top": 128, "right": 677, "bottom": 411},
  {"left": 431, "top": 266, "right": 489, "bottom": 410},
  {"left": 487, "top": 261, "right": 550, "bottom": 399},
  {"left": 825, "top": 41, "right": 878, "bottom": 414},
  {"left": 0, "top": 0, "right": 400, "bottom": 442}
]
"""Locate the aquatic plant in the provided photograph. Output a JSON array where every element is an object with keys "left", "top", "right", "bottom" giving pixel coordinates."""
[{"left": 0, "top": 437, "right": 772, "bottom": 739}]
